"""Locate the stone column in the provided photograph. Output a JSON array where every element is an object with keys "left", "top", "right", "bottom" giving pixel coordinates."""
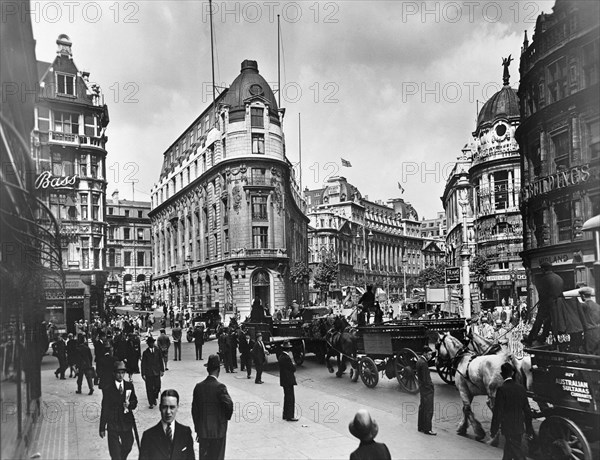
[{"left": 508, "top": 170, "right": 514, "bottom": 208}]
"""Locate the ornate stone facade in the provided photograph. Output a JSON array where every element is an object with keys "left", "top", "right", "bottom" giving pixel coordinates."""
[{"left": 149, "top": 60, "right": 308, "bottom": 319}]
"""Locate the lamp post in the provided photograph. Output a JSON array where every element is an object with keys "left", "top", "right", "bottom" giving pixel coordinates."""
[
  {"left": 458, "top": 190, "right": 471, "bottom": 319},
  {"left": 357, "top": 225, "right": 373, "bottom": 288},
  {"left": 185, "top": 254, "right": 192, "bottom": 308}
]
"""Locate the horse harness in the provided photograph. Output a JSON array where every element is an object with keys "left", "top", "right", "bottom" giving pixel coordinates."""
[{"left": 438, "top": 333, "right": 482, "bottom": 389}]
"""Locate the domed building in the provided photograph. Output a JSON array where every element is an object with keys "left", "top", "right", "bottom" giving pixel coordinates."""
[
  {"left": 469, "top": 68, "right": 526, "bottom": 304},
  {"left": 149, "top": 60, "right": 308, "bottom": 319}
]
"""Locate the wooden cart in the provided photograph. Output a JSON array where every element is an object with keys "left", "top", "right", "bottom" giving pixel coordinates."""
[
  {"left": 355, "top": 323, "right": 428, "bottom": 393},
  {"left": 244, "top": 320, "right": 309, "bottom": 365},
  {"left": 525, "top": 345, "right": 600, "bottom": 460}
]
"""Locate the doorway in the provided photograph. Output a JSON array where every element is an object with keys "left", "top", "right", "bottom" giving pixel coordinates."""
[{"left": 252, "top": 270, "right": 271, "bottom": 315}]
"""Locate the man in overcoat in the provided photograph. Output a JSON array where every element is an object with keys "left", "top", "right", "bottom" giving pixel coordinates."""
[
  {"left": 139, "top": 389, "right": 195, "bottom": 460},
  {"left": 251, "top": 332, "right": 268, "bottom": 384},
  {"left": 75, "top": 334, "right": 95, "bottom": 395},
  {"left": 525, "top": 261, "right": 564, "bottom": 344},
  {"left": 193, "top": 323, "right": 204, "bottom": 360},
  {"left": 278, "top": 341, "right": 298, "bottom": 421},
  {"left": 416, "top": 346, "right": 436, "bottom": 435},
  {"left": 491, "top": 362, "right": 534, "bottom": 460},
  {"left": 141, "top": 336, "right": 165, "bottom": 408},
  {"left": 191, "top": 355, "right": 234, "bottom": 460},
  {"left": 99, "top": 361, "right": 138, "bottom": 460}
]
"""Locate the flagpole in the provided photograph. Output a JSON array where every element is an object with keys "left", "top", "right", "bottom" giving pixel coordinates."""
[
  {"left": 209, "top": 0, "right": 216, "bottom": 123},
  {"left": 298, "top": 113, "right": 302, "bottom": 191}
]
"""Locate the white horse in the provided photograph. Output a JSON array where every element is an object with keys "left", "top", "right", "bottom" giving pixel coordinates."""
[{"left": 437, "top": 332, "right": 515, "bottom": 441}]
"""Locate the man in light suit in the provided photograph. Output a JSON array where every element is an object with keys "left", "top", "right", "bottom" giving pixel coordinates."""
[
  {"left": 278, "top": 341, "right": 298, "bottom": 421},
  {"left": 99, "top": 361, "right": 138, "bottom": 460},
  {"left": 139, "top": 389, "right": 195, "bottom": 460},
  {"left": 191, "top": 355, "right": 234, "bottom": 460},
  {"left": 491, "top": 362, "right": 534, "bottom": 460}
]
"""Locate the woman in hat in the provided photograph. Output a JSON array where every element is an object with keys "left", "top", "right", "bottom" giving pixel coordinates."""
[{"left": 348, "top": 409, "right": 391, "bottom": 459}]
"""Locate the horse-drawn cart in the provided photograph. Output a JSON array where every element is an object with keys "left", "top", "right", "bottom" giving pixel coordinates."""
[
  {"left": 354, "top": 323, "right": 429, "bottom": 393},
  {"left": 525, "top": 345, "right": 600, "bottom": 460}
]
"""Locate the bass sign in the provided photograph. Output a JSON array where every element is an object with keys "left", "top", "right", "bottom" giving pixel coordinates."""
[{"left": 35, "top": 171, "right": 78, "bottom": 190}]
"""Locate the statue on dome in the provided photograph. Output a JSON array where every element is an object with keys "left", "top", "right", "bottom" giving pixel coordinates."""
[{"left": 502, "top": 55, "right": 513, "bottom": 86}]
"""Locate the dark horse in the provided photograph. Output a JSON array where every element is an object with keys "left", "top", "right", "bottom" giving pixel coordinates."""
[{"left": 324, "top": 316, "right": 358, "bottom": 379}]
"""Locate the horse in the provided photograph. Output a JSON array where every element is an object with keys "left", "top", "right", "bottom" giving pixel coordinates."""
[
  {"left": 436, "top": 332, "right": 513, "bottom": 441},
  {"left": 324, "top": 316, "right": 358, "bottom": 379}
]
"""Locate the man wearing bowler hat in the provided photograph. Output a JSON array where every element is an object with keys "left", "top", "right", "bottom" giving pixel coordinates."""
[
  {"left": 141, "top": 335, "right": 165, "bottom": 409},
  {"left": 348, "top": 409, "right": 391, "bottom": 460},
  {"left": 99, "top": 361, "right": 138, "bottom": 460},
  {"left": 278, "top": 341, "right": 298, "bottom": 421},
  {"left": 191, "top": 354, "right": 234, "bottom": 460}
]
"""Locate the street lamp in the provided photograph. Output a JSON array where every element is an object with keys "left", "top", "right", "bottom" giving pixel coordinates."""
[
  {"left": 185, "top": 254, "right": 192, "bottom": 308},
  {"left": 402, "top": 257, "right": 408, "bottom": 305},
  {"left": 356, "top": 226, "right": 373, "bottom": 288}
]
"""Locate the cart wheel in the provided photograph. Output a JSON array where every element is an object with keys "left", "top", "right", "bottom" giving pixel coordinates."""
[
  {"left": 293, "top": 340, "right": 305, "bottom": 366},
  {"left": 435, "top": 357, "right": 455, "bottom": 386},
  {"left": 359, "top": 357, "right": 379, "bottom": 388},
  {"left": 396, "top": 348, "right": 420, "bottom": 394},
  {"left": 539, "top": 416, "right": 592, "bottom": 460},
  {"left": 350, "top": 364, "right": 359, "bottom": 382}
]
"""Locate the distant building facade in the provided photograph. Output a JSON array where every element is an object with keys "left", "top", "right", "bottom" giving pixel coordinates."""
[
  {"left": 307, "top": 176, "right": 423, "bottom": 301},
  {"left": 420, "top": 212, "right": 446, "bottom": 240},
  {"left": 105, "top": 191, "right": 152, "bottom": 303},
  {"left": 517, "top": 0, "right": 600, "bottom": 294},
  {"left": 32, "top": 35, "right": 110, "bottom": 326},
  {"left": 149, "top": 60, "right": 308, "bottom": 319}
]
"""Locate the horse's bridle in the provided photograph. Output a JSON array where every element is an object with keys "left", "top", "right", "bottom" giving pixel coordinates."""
[{"left": 437, "top": 332, "right": 470, "bottom": 369}]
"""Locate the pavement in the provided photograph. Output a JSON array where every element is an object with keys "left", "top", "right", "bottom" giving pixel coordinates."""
[{"left": 23, "top": 326, "right": 508, "bottom": 460}]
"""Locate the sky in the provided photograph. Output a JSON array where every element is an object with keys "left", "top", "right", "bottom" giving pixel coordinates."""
[{"left": 30, "top": 0, "right": 557, "bottom": 218}]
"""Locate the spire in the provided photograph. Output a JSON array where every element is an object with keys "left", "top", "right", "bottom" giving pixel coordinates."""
[{"left": 523, "top": 30, "right": 529, "bottom": 49}]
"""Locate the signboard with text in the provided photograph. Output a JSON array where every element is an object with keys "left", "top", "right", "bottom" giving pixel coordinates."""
[{"left": 445, "top": 267, "right": 461, "bottom": 285}]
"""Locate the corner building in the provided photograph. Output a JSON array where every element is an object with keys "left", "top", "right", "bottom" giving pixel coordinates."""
[
  {"left": 149, "top": 60, "right": 308, "bottom": 319},
  {"left": 517, "top": 0, "right": 600, "bottom": 294}
]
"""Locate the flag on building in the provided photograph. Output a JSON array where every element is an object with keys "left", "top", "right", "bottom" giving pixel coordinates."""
[
  {"left": 397, "top": 182, "right": 405, "bottom": 194},
  {"left": 341, "top": 158, "right": 352, "bottom": 167}
]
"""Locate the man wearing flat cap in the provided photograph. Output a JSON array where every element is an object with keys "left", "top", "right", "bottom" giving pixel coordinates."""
[
  {"left": 416, "top": 346, "right": 436, "bottom": 435},
  {"left": 191, "top": 354, "right": 234, "bottom": 460},
  {"left": 99, "top": 361, "right": 138, "bottom": 460},
  {"left": 141, "top": 335, "right": 165, "bottom": 409},
  {"left": 525, "top": 261, "right": 564, "bottom": 345},
  {"left": 578, "top": 287, "right": 600, "bottom": 355},
  {"left": 348, "top": 409, "right": 391, "bottom": 460},
  {"left": 278, "top": 341, "right": 298, "bottom": 421}
]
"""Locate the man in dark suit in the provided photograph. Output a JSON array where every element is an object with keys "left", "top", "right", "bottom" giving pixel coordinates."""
[
  {"left": 191, "top": 354, "right": 234, "bottom": 460},
  {"left": 278, "top": 341, "right": 298, "bottom": 421},
  {"left": 358, "top": 285, "right": 375, "bottom": 324},
  {"left": 251, "top": 333, "right": 268, "bottom": 384},
  {"left": 98, "top": 344, "right": 118, "bottom": 391},
  {"left": 99, "top": 361, "right": 138, "bottom": 460},
  {"left": 238, "top": 330, "right": 253, "bottom": 379},
  {"left": 141, "top": 336, "right": 165, "bottom": 409},
  {"left": 193, "top": 323, "right": 204, "bottom": 361},
  {"left": 53, "top": 334, "right": 68, "bottom": 379},
  {"left": 75, "top": 334, "right": 95, "bottom": 395},
  {"left": 525, "top": 261, "right": 564, "bottom": 344},
  {"left": 348, "top": 409, "right": 391, "bottom": 460},
  {"left": 139, "top": 389, "right": 195, "bottom": 460},
  {"left": 416, "top": 346, "right": 436, "bottom": 435},
  {"left": 491, "top": 362, "right": 534, "bottom": 460}
]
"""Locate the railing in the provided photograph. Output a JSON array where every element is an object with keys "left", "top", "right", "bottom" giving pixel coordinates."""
[
  {"left": 48, "top": 131, "right": 104, "bottom": 149},
  {"left": 230, "top": 248, "right": 287, "bottom": 258}
]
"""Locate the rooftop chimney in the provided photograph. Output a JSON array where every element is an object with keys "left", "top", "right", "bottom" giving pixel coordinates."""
[{"left": 56, "top": 34, "right": 72, "bottom": 57}]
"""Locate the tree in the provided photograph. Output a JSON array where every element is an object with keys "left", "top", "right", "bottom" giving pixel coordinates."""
[
  {"left": 417, "top": 262, "right": 447, "bottom": 287},
  {"left": 312, "top": 251, "right": 338, "bottom": 303},
  {"left": 290, "top": 261, "right": 310, "bottom": 285},
  {"left": 470, "top": 254, "right": 490, "bottom": 290}
]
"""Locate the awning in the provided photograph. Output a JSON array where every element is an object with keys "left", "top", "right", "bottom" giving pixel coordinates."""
[{"left": 582, "top": 215, "right": 600, "bottom": 231}]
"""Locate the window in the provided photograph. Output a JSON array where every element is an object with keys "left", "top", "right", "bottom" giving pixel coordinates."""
[
  {"left": 37, "top": 106, "right": 50, "bottom": 131},
  {"left": 124, "top": 228, "right": 131, "bottom": 240},
  {"left": 52, "top": 152, "right": 63, "bottom": 176},
  {"left": 137, "top": 251, "right": 145, "bottom": 267},
  {"left": 587, "top": 120, "right": 600, "bottom": 160},
  {"left": 494, "top": 171, "right": 509, "bottom": 210},
  {"left": 84, "top": 114, "right": 96, "bottom": 137},
  {"left": 252, "top": 226, "right": 268, "bottom": 249},
  {"left": 92, "top": 194, "right": 100, "bottom": 220},
  {"left": 79, "top": 154, "right": 87, "bottom": 176},
  {"left": 108, "top": 207, "right": 114, "bottom": 215},
  {"left": 125, "top": 210, "right": 130, "bottom": 218},
  {"left": 203, "top": 208, "right": 208, "bottom": 233},
  {"left": 252, "top": 134, "right": 265, "bottom": 154},
  {"left": 204, "top": 236, "right": 209, "bottom": 260},
  {"left": 54, "top": 111, "right": 79, "bottom": 134},
  {"left": 222, "top": 199, "right": 229, "bottom": 225},
  {"left": 222, "top": 139, "right": 226, "bottom": 159},
  {"left": 56, "top": 73, "right": 75, "bottom": 96},
  {"left": 251, "top": 108, "right": 264, "bottom": 128},
  {"left": 552, "top": 131, "right": 570, "bottom": 169},
  {"left": 223, "top": 229, "right": 230, "bottom": 254},
  {"left": 79, "top": 193, "right": 88, "bottom": 219},
  {"left": 251, "top": 168, "right": 266, "bottom": 185},
  {"left": 108, "top": 249, "right": 116, "bottom": 267},
  {"left": 137, "top": 228, "right": 144, "bottom": 241},
  {"left": 108, "top": 227, "right": 115, "bottom": 240},
  {"left": 124, "top": 251, "right": 132, "bottom": 266},
  {"left": 212, "top": 204, "right": 217, "bottom": 229},
  {"left": 90, "top": 156, "right": 98, "bottom": 178},
  {"left": 252, "top": 196, "right": 268, "bottom": 220},
  {"left": 555, "top": 201, "right": 572, "bottom": 242},
  {"left": 547, "top": 58, "right": 567, "bottom": 103},
  {"left": 583, "top": 40, "right": 599, "bottom": 88}
]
